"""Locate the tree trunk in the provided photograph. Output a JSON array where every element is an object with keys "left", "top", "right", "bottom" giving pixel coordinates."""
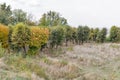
[
  {"left": 82, "top": 40, "right": 83, "bottom": 45},
  {"left": 66, "top": 40, "right": 68, "bottom": 46},
  {"left": 23, "top": 45, "right": 26, "bottom": 58},
  {"left": 72, "top": 40, "right": 75, "bottom": 44}
]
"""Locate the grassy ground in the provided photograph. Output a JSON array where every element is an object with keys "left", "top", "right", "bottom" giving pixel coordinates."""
[{"left": 0, "top": 43, "right": 120, "bottom": 80}]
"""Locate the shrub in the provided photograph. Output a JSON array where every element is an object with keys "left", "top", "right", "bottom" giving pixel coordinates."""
[
  {"left": 109, "top": 26, "right": 120, "bottom": 42},
  {"left": 11, "top": 23, "right": 31, "bottom": 57},
  {"left": 0, "top": 24, "right": 9, "bottom": 48},
  {"left": 64, "top": 26, "right": 73, "bottom": 46},
  {"left": 29, "top": 27, "right": 49, "bottom": 55},
  {"left": 49, "top": 26, "right": 65, "bottom": 48}
]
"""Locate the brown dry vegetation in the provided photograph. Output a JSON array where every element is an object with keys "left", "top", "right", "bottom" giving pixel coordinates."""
[{"left": 0, "top": 43, "right": 120, "bottom": 80}]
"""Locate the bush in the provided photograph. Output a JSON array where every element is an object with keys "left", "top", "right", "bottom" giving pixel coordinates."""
[
  {"left": 64, "top": 26, "right": 73, "bottom": 46},
  {"left": 49, "top": 26, "right": 65, "bottom": 48},
  {"left": 0, "top": 24, "right": 9, "bottom": 48},
  {"left": 11, "top": 23, "right": 31, "bottom": 57},
  {"left": 29, "top": 27, "right": 49, "bottom": 55}
]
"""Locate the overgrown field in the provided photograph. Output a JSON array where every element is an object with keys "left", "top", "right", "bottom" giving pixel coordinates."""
[{"left": 0, "top": 43, "right": 120, "bottom": 80}]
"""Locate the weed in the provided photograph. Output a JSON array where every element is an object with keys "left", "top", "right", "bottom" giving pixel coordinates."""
[
  {"left": 59, "top": 60, "right": 68, "bottom": 67},
  {"left": 4, "top": 55, "right": 49, "bottom": 80},
  {"left": 0, "top": 44, "right": 6, "bottom": 58},
  {"left": 67, "top": 46, "right": 73, "bottom": 51},
  {"left": 42, "top": 57, "right": 52, "bottom": 65},
  {"left": 110, "top": 44, "right": 120, "bottom": 49}
]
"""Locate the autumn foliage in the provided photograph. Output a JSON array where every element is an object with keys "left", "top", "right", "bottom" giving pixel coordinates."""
[
  {"left": 0, "top": 24, "right": 9, "bottom": 48},
  {"left": 30, "top": 27, "right": 49, "bottom": 48},
  {"left": 0, "top": 22, "right": 109, "bottom": 56}
]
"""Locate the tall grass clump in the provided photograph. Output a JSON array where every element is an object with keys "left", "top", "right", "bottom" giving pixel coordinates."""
[{"left": 4, "top": 54, "right": 49, "bottom": 80}]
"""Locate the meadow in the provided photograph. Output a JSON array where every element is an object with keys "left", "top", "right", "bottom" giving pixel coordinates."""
[{"left": 0, "top": 43, "right": 120, "bottom": 80}]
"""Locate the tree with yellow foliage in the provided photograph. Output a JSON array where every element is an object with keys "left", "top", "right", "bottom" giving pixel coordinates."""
[
  {"left": 29, "top": 27, "right": 49, "bottom": 55},
  {"left": 0, "top": 24, "right": 9, "bottom": 48}
]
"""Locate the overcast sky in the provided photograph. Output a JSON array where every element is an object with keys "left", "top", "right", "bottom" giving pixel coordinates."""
[{"left": 0, "top": 0, "right": 120, "bottom": 28}]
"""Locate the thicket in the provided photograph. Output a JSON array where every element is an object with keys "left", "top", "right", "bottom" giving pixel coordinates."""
[{"left": 1, "top": 22, "right": 120, "bottom": 57}]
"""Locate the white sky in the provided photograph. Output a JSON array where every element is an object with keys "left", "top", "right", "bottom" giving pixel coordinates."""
[{"left": 0, "top": 0, "right": 120, "bottom": 29}]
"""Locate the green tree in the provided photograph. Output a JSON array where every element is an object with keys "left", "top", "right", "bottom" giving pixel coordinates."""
[
  {"left": 0, "top": 3, "right": 12, "bottom": 25},
  {"left": 83, "top": 26, "right": 90, "bottom": 42},
  {"left": 12, "top": 9, "right": 27, "bottom": 24},
  {"left": 26, "top": 14, "right": 36, "bottom": 26},
  {"left": 93, "top": 28, "right": 99, "bottom": 41},
  {"left": 101, "top": 28, "right": 107, "bottom": 42},
  {"left": 8, "top": 25, "right": 14, "bottom": 53},
  {"left": 39, "top": 13, "right": 47, "bottom": 26},
  {"left": 39, "top": 11, "right": 67, "bottom": 26},
  {"left": 64, "top": 26, "right": 73, "bottom": 46},
  {"left": 11, "top": 23, "right": 31, "bottom": 57},
  {"left": 89, "top": 28, "right": 94, "bottom": 42},
  {"left": 49, "top": 27, "right": 64, "bottom": 48},
  {"left": 77, "top": 26, "right": 84, "bottom": 44},
  {"left": 71, "top": 27, "right": 77, "bottom": 44},
  {"left": 96, "top": 28, "right": 107, "bottom": 43},
  {"left": 109, "top": 26, "right": 120, "bottom": 42},
  {"left": 89, "top": 28, "right": 100, "bottom": 42}
]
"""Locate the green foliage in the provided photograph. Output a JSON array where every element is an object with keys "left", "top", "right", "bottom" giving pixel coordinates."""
[
  {"left": 0, "top": 44, "right": 6, "bottom": 57},
  {"left": 49, "top": 26, "right": 65, "bottom": 48},
  {"left": 89, "top": 28, "right": 94, "bottom": 41},
  {"left": 82, "top": 26, "right": 90, "bottom": 42},
  {"left": 12, "top": 9, "right": 27, "bottom": 24},
  {"left": 59, "top": 60, "right": 68, "bottom": 67},
  {"left": 0, "top": 3, "right": 12, "bottom": 25},
  {"left": 26, "top": 14, "right": 36, "bottom": 26},
  {"left": 77, "top": 26, "right": 84, "bottom": 44},
  {"left": 11, "top": 23, "right": 31, "bottom": 56},
  {"left": 96, "top": 28, "right": 107, "bottom": 43},
  {"left": 71, "top": 28, "right": 77, "bottom": 44},
  {"left": 93, "top": 28, "right": 99, "bottom": 41},
  {"left": 28, "top": 46, "right": 38, "bottom": 56},
  {"left": 89, "top": 28, "right": 100, "bottom": 42},
  {"left": 76, "top": 26, "right": 90, "bottom": 44},
  {"left": 39, "top": 11, "right": 67, "bottom": 26},
  {"left": 64, "top": 26, "right": 73, "bottom": 46},
  {"left": 109, "top": 26, "right": 120, "bottom": 42},
  {"left": 8, "top": 25, "right": 14, "bottom": 51},
  {"left": 64, "top": 26, "right": 73, "bottom": 41}
]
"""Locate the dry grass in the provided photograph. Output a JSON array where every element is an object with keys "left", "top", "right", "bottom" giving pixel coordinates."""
[{"left": 0, "top": 43, "right": 120, "bottom": 80}]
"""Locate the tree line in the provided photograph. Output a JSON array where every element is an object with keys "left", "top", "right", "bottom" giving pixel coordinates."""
[
  {"left": 0, "top": 3, "right": 68, "bottom": 26},
  {"left": 0, "top": 3, "right": 120, "bottom": 57},
  {"left": 0, "top": 23, "right": 119, "bottom": 56}
]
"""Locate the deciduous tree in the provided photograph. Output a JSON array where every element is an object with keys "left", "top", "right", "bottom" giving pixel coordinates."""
[
  {"left": 11, "top": 23, "right": 31, "bottom": 57},
  {"left": 0, "top": 3, "right": 12, "bottom": 25},
  {"left": 109, "top": 26, "right": 120, "bottom": 42},
  {"left": 39, "top": 11, "right": 67, "bottom": 26},
  {"left": 49, "top": 26, "right": 64, "bottom": 48},
  {"left": 29, "top": 27, "right": 49, "bottom": 55},
  {"left": 0, "top": 24, "right": 9, "bottom": 48}
]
